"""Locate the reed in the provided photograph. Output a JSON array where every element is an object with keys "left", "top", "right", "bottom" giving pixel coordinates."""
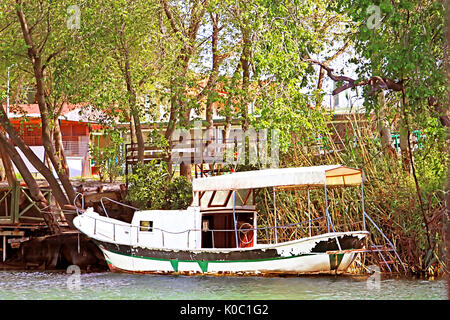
[{"left": 255, "top": 115, "right": 447, "bottom": 276}]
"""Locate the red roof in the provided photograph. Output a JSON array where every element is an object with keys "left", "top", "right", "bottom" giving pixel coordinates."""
[{"left": 4, "top": 103, "right": 81, "bottom": 116}]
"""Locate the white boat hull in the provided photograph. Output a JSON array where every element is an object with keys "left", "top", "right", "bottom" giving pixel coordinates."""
[
  {"left": 92, "top": 231, "right": 368, "bottom": 275},
  {"left": 99, "top": 246, "right": 359, "bottom": 275},
  {"left": 73, "top": 208, "right": 369, "bottom": 276}
]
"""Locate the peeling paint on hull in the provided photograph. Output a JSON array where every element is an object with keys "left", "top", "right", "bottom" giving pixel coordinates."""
[{"left": 94, "top": 231, "right": 368, "bottom": 276}]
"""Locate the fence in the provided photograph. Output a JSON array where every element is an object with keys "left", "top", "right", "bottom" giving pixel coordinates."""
[{"left": 0, "top": 181, "right": 54, "bottom": 225}]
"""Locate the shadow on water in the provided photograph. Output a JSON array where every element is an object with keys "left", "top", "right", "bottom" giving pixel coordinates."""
[{"left": 0, "top": 270, "right": 447, "bottom": 300}]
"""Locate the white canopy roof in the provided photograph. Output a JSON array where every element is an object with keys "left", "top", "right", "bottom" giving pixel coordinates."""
[{"left": 192, "top": 165, "right": 363, "bottom": 192}]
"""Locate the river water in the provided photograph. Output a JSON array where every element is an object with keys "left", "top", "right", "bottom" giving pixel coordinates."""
[{"left": 0, "top": 270, "right": 446, "bottom": 300}]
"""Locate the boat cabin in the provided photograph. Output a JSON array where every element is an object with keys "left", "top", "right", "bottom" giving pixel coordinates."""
[
  {"left": 126, "top": 165, "right": 363, "bottom": 251},
  {"left": 129, "top": 205, "right": 257, "bottom": 250}
]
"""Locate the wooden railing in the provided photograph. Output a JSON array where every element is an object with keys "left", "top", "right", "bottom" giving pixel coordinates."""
[{"left": 0, "top": 181, "right": 53, "bottom": 225}]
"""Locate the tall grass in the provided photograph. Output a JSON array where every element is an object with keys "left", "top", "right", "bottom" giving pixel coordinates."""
[{"left": 255, "top": 114, "right": 447, "bottom": 276}]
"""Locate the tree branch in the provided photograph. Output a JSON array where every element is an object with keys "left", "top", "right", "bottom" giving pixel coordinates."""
[
  {"left": 160, "top": 0, "right": 185, "bottom": 41},
  {"left": 305, "top": 58, "right": 405, "bottom": 95}
]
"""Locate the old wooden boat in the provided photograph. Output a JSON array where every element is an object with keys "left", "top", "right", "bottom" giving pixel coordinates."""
[{"left": 73, "top": 165, "right": 370, "bottom": 275}]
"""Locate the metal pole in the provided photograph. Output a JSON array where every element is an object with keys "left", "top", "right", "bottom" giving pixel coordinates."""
[
  {"left": 77, "top": 233, "right": 80, "bottom": 254},
  {"left": 6, "top": 66, "right": 11, "bottom": 139},
  {"left": 232, "top": 190, "right": 239, "bottom": 248},
  {"left": 361, "top": 178, "right": 366, "bottom": 231},
  {"left": 324, "top": 183, "right": 330, "bottom": 233},
  {"left": 2, "top": 236, "right": 6, "bottom": 262},
  {"left": 273, "top": 187, "right": 278, "bottom": 244},
  {"left": 307, "top": 189, "right": 311, "bottom": 237},
  {"left": 324, "top": 183, "right": 342, "bottom": 251},
  {"left": 6, "top": 64, "right": 16, "bottom": 139}
]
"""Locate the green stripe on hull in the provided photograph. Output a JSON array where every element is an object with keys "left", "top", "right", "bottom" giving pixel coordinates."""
[
  {"left": 170, "top": 260, "right": 179, "bottom": 272},
  {"left": 104, "top": 247, "right": 315, "bottom": 265},
  {"left": 197, "top": 261, "right": 209, "bottom": 273},
  {"left": 329, "top": 253, "right": 344, "bottom": 270}
]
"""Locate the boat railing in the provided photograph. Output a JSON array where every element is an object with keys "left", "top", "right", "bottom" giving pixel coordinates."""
[
  {"left": 74, "top": 192, "right": 85, "bottom": 215},
  {"left": 79, "top": 212, "right": 353, "bottom": 248},
  {"left": 99, "top": 196, "right": 139, "bottom": 218}
]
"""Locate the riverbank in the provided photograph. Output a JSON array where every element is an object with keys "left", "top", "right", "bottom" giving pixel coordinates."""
[{"left": 0, "top": 231, "right": 107, "bottom": 272}]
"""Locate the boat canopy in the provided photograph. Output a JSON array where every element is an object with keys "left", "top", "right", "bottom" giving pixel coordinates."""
[{"left": 192, "top": 165, "right": 363, "bottom": 192}]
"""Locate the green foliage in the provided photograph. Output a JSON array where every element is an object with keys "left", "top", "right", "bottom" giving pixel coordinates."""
[
  {"left": 90, "top": 130, "right": 124, "bottom": 183},
  {"left": 0, "top": 0, "right": 446, "bottom": 275},
  {"left": 332, "top": 0, "right": 446, "bottom": 117},
  {"left": 126, "top": 161, "right": 169, "bottom": 210},
  {"left": 126, "top": 160, "right": 193, "bottom": 210},
  {"left": 414, "top": 117, "right": 449, "bottom": 195},
  {"left": 164, "top": 176, "right": 194, "bottom": 210}
]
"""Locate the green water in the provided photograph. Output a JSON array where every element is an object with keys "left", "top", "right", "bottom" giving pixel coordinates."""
[{"left": 0, "top": 271, "right": 446, "bottom": 300}]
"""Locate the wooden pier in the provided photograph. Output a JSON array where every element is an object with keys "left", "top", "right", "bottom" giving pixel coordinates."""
[{"left": 0, "top": 181, "right": 57, "bottom": 262}]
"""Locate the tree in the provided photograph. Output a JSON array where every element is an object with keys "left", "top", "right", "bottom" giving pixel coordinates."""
[
  {"left": 158, "top": 0, "right": 209, "bottom": 178},
  {"left": 0, "top": 1, "right": 92, "bottom": 233},
  {"left": 326, "top": 0, "right": 448, "bottom": 253}
]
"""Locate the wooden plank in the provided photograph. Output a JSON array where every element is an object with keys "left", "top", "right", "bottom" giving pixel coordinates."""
[
  {"left": 0, "top": 218, "right": 13, "bottom": 225},
  {"left": 0, "top": 230, "right": 25, "bottom": 236},
  {"left": 83, "top": 191, "right": 119, "bottom": 203}
]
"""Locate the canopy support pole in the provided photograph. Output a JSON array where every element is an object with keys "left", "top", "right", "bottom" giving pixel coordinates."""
[
  {"left": 273, "top": 187, "right": 278, "bottom": 244},
  {"left": 307, "top": 189, "right": 312, "bottom": 237},
  {"left": 324, "top": 183, "right": 330, "bottom": 233},
  {"left": 361, "top": 178, "right": 366, "bottom": 231},
  {"left": 232, "top": 190, "right": 239, "bottom": 248},
  {"left": 324, "top": 182, "right": 342, "bottom": 250}
]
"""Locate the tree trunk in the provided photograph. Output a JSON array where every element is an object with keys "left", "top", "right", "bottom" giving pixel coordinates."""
[
  {"left": 122, "top": 37, "right": 145, "bottom": 164},
  {"left": 399, "top": 114, "right": 410, "bottom": 172},
  {"left": 16, "top": 1, "right": 75, "bottom": 204},
  {"left": 160, "top": 0, "right": 207, "bottom": 181},
  {"left": 240, "top": 27, "right": 251, "bottom": 132},
  {"left": 0, "top": 142, "right": 17, "bottom": 185},
  {"left": 315, "top": 66, "right": 326, "bottom": 108},
  {"left": 53, "top": 118, "right": 70, "bottom": 177},
  {"left": 130, "top": 112, "right": 137, "bottom": 145},
  {"left": 445, "top": 0, "right": 450, "bottom": 298},
  {"left": 132, "top": 111, "right": 145, "bottom": 164},
  {"left": 0, "top": 108, "right": 70, "bottom": 208},
  {"left": 376, "top": 91, "right": 394, "bottom": 155},
  {"left": 0, "top": 132, "right": 61, "bottom": 234},
  {"left": 401, "top": 90, "right": 432, "bottom": 253},
  {"left": 164, "top": 87, "right": 178, "bottom": 141}
]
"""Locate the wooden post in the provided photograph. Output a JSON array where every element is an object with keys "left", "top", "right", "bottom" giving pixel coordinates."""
[{"left": 11, "top": 181, "right": 20, "bottom": 224}]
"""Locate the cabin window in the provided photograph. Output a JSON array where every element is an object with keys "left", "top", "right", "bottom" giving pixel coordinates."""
[{"left": 140, "top": 220, "right": 153, "bottom": 232}]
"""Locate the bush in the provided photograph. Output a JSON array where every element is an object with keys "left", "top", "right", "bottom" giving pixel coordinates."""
[
  {"left": 90, "top": 131, "right": 124, "bottom": 183},
  {"left": 164, "top": 176, "right": 193, "bottom": 210},
  {"left": 126, "top": 160, "right": 193, "bottom": 210}
]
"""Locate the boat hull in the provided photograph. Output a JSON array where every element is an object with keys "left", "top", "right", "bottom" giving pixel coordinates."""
[{"left": 92, "top": 231, "right": 368, "bottom": 276}]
